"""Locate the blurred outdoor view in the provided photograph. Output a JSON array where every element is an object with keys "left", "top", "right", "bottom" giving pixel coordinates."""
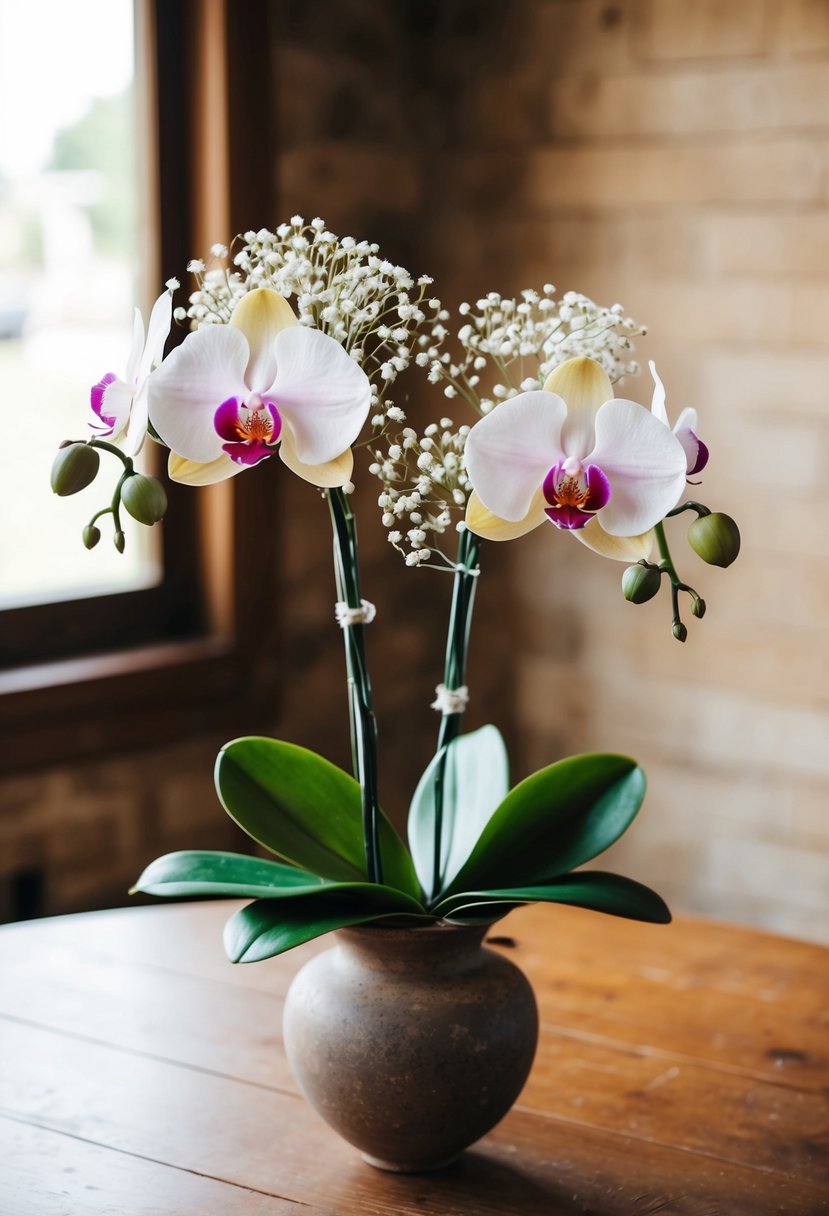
[{"left": 0, "top": 0, "right": 160, "bottom": 610}]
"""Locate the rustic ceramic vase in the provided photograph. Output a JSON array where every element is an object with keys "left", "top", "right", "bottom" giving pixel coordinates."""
[{"left": 282, "top": 920, "right": 538, "bottom": 1172}]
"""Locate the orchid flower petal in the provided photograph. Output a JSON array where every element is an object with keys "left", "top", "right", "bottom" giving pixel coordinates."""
[
  {"left": 465, "top": 488, "right": 547, "bottom": 541},
  {"left": 676, "top": 426, "right": 709, "bottom": 476},
  {"left": 138, "top": 288, "right": 174, "bottom": 384},
  {"left": 229, "top": 288, "right": 297, "bottom": 393},
  {"left": 125, "top": 308, "right": 145, "bottom": 386},
  {"left": 464, "top": 391, "right": 567, "bottom": 521},
  {"left": 270, "top": 326, "right": 371, "bottom": 465},
  {"left": 168, "top": 451, "right": 245, "bottom": 485},
  {"left": 278, "top": 425, "right": 354, "bottom": 487},
  {"left": 574, "top": 520, "right": 656, "bottom": 562},
  {"left": 544, "top": 357, "right": 613, "bottom": 460},
  {"left": 589, "top": 399, "right": 687, "bottom": 535},
  {"left": 122, "top": 384, "right": 149, "bottom": 457},
  {"left": 673, "top": 406, "right": 698, "bottom": 434},
  {"left": 648, "top": 360, "right": 669, "bottom": 427},
  {"left": 149, "top": 325, "right": 250, "bottom": 464},
  {"left": 97, "top": 378, "right": 134, "bottom": 439}
]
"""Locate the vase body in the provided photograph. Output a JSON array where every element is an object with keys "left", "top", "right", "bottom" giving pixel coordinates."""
[{"left": 282, "top": 920, "right": 538, "bottom": 1172}]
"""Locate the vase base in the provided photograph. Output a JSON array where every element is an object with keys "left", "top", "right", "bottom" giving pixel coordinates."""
[{"left": 361, "top": 1151, "right": 459, "bottom": 1174}]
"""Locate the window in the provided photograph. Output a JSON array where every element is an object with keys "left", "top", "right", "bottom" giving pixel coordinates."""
[{"left": 0, "top": 0, "right": 279, "bottom": 771}]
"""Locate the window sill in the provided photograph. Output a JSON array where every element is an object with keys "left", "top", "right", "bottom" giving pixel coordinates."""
[{"left": 0, "top": 634, "right": 280, "bottom": 774}]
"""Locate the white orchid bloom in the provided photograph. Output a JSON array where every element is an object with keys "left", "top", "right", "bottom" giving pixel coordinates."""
[
  {"left": 649, "top": 360, "right": 708, "bottom": 477},
  {"left": 464, "top": 357, "right": 687, "bottom": 562},
  {"left": 147, "top": 288, "right": 371, "bottom": 487},
  {"left": 89, "top": 285, "right": 174, "bottom": 456}
]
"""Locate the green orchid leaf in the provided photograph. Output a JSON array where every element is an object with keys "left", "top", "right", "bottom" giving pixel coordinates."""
[
  {"left": 435, "top": 870, "right": 671, "bottom": 924},
  {"left": 408, "top": 725, "right": 509, "bottom": 900},
  {"left": 131, "top": 850, "right": 322, "bottom": 898},
  {"left": 223, "top": 893, "right": 429, "bottom": 963},
  {"left": 215, "top": 737, "right": 421, "bottom": 898},
  {"left": 131, "top": 851, "right": 425, "bottom": 915},
  {"left": 444, "top": 753, "right": 647, "bottom": 896}
]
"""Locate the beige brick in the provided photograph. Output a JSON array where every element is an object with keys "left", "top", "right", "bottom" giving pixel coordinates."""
[
  {"left": 702, "top": 351, "right": 829, "bottom": 418},
  {"left": 702, "top": 212, "right": 829, "bottom": 278},
  {"left": 552, "top": 63, "right": 829, "bottom": 138},
  {"left": 641, "top": 0, "right": 768, "bottom": 60},
  {"left": 611, "top": 281, "right": 809, "bottom": 347},
  {"left": 712, "top": 413, "right": 828, "bottom": 496},
  {"left": 525, "top": 141, "right": 822, "bottom": 209},
  {"left": 520, "top": 213, "right": 703, "bottom": 279},
  {"left": 518, "top": 658, "right": 829, "bottom": 780},
  {"left": 775, "top": 0, "right": 829, "bottom": 54}
]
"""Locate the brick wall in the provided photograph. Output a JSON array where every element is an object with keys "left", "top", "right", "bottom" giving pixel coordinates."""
[
  {"left": 466, "top": 0, "right": 829, "bottom": 944},
  {"left": 3, "top": 0, "right": 826, "bottom": 942}
]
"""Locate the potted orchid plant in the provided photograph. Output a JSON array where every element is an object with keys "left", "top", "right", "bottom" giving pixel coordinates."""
[{"left": 50, "top": 218, "right": 740, "bottom": 1170}]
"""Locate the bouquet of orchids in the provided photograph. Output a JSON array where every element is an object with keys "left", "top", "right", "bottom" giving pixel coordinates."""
[{"left": 51, "top": 218, "right": 740, "bottom": 962}]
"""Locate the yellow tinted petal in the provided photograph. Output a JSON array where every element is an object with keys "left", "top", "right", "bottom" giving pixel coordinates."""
[
  {"left": 168, "top": 451, "right": 243, "bottom": 485},
  {"left": 574, "top": 519, "right": 655, "bottom": 562},
  {"left": 465, "top": 488, "right": 546, "bottom": 541},
  {"left": 542, "top": 356, "right": 612, "bottom": 406},
  {"left": 229, "top": 288, "right": 297, "bottom": 391},
  {"left": 543, "top": 357, "right": 613, "bottom": 457},
  {"left": 279, "top": 426, "right": 354, "bottom": 487}
]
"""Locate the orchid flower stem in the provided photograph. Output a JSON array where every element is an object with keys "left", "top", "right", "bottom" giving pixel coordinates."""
[
  {"left": 87, "top": 439, "right": 135, "bottom": 472},
  {"left": 327, "top": 488, "right": 383, "bottom": 886},
  {"left": 654, "top": 520, "right": 701, "bottom": 639},
  {"left": 666, "top": 501, "right": 710, "bottom": 520},
  {"left": 431, "top": 528, "right": 481, "bottom": 904}
]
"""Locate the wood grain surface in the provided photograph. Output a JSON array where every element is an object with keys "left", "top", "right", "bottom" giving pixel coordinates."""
[{"left": 0, "top": 901, "right": 827, "bottom": 1215}]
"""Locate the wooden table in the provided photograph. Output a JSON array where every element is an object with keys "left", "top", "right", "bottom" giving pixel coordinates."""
[{"left": 1, "top": 902, "right": 827, "bottom": 1215}]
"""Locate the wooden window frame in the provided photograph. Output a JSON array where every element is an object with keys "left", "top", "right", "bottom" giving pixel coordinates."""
[{"left": 0, "top": 0, "right": 279, "bottom": 772}]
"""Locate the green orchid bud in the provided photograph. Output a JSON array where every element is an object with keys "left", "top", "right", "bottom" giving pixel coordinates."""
[
  {"left": 82, "top": 525, "right": 101, "bottom": 550},
  {"left": 121, "top": 474, "right": 168, "bottom": 525},
  {"left": 688, "top": 513, "right": 741, "bottom": 568},
  {"left": 622, "top": 564, "right": 662, "bottom": 604},
  {"left": 114, "top": 530, "right": 126, "bottom": 553},
  {"left": 672, "top": 621, "right": 688, "bottom": 643},
  {"left": 50, "top": 443, "right": 100, "bottom": 496},
  {"left": 691, "top": 597, "right": 706, "bottom": 619}
]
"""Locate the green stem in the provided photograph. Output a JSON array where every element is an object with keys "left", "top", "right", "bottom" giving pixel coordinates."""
[
  {"left": 430, "top": 527, "right": 481, "bottom": 903},
  {"left": 88, "top": 438, "right": 135, "bottom": 471},
  {"left": 655, "top": 520, "right": 701, "bottom": 640},
  {"left": 327, "top": 488, "right": 383, "bottom": 885}
]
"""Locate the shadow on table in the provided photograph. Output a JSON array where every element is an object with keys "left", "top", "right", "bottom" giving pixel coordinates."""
[{"left": 341, "top": 1148, "right": 585, "bottom": 1216}]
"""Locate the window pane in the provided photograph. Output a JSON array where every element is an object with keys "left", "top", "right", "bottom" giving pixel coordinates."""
[{"left": 0, "top": 0, "right": 161, "bottom": 609}]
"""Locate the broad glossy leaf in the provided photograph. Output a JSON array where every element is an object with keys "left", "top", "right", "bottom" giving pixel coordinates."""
[
  {"left": 434, "top": 870, "right": 671, "bottom": 924},
  {"left": 444, "top": 753, "right": 647, "bottom": 896},
  {"left": 131, "top": 851, "right": 425, "bottom": 914},
  {"left": 215, "top": 737, "right": 421, "bottom": 898},
  {"left": 224, "top": 893, "right": 429, "bottom": 963},
  {"left": 131, "top": 850, "right": 321, "bottom": 897},
  {"left": 408, "top": 725, "right": 509, "bottom": 900}
]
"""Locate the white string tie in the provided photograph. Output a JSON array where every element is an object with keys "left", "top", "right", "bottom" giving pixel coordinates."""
[
  {"left": 334, "top": 599, "right": 377, "bottom": 628},
  {"left": 431, "top": 683, "right": 469, "bottom": 714}
]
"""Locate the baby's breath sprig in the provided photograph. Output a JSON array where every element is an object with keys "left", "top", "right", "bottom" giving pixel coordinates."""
[
  {"left": 370, "top": 417, "right": 472, "bottom": 568},
  {"left": 175, "top": 217, "right": 443, "bottom": 426},
  {"left": 370, "top": 286, "right": 645, "bottom": 567}
]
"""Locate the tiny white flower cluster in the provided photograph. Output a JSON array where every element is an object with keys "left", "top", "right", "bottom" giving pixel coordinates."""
[
  {"left": 369, "top": 286, "right": 645, "bottom": 567},
  {"left": 370, "top": 418, "right": 472, "bottom": 568},
  {"left": 428, "top": 286, "right": 643, "bottom": 416},
  {"left": 175, "top": 217, "right": 442, "bottom": 422}
]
